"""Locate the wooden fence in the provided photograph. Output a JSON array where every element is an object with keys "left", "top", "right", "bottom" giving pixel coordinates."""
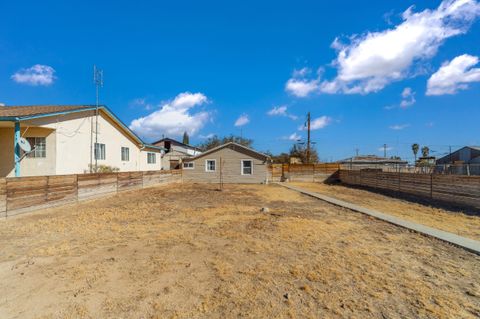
[
  {"left": 269, "top": 163, "right": 340, "bottom": 182},
  {"left": 339, "top": 169, "right": 480, "bottom": 209},
  {"left": 0, "top": 170, "right": 181, "bottom": 217}
]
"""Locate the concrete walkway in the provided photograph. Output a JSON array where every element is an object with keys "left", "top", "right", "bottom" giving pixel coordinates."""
[{"left": 277, "top": 183, "right": 480, "bottom": 255}]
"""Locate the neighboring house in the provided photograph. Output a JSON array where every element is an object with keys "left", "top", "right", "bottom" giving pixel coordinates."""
[
  {"left": 338, "top": 155, "right": 408, "bottom": 170},
  {"left": 435, "top": 146, "right": 480, "bottom": 175},
  {"left": 0, "top": 105, "right": 165, "bottom": 177},
  {"left": 152, "top": 137, "right": 201, "bottom": 170},
  {"left": 182, "top": 142, "right": 271, "bottom": 184},
  {"left": 436, "top": 146, "right": 480, "bottom": 164}
]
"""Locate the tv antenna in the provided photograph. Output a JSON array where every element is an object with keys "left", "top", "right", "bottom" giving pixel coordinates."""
[{"left": 93, "top": 65, "right": 104, "bottom": 172}]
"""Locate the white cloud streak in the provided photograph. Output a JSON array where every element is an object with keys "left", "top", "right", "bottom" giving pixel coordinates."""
[
  {"left": 427, "top": 54, "right": 480, "bottom": 95},
  {"left": 299, "top": 116, "right": 332, "bottom": 131},
  {"left": 234, "top": 114, "right": 250, "bottom": 127},
  {"left": 389, "top": 124, "right": 410, "bottom": 130},
  {"left": 287, "top": 132, "right": 302, "bottom": 141},
  {"left": 267, "top": 105, "right": 298, "bottom": 120},
  {"left": 400, "top": 87, "right": 416, "bottom": 108},
  {"left": 11, "top": 64, "right": 56, "bottom": 86},
  {"left": 129, "top": 92, "right": 210, "bottom": 139}
]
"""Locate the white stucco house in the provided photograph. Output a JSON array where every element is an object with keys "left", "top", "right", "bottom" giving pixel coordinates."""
[{"left": 0, "top": 105, "right": 165, "bottom": 177}]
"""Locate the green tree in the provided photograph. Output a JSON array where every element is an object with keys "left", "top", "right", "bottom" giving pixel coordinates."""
[
  {"left": 196, "top": 134, "right": 253, "bottom": 151},
  {"left": 412, "top": 143, "right": 419, "bottom": 163},
  {"left": 289, "top": 143, "right": 320, "bottom": 163},
  {"left": 421, "top": 146, "right": 430, "bottom": 157},
  {"left": 182, "top": 131, "right": 190, "bottom": 145}
]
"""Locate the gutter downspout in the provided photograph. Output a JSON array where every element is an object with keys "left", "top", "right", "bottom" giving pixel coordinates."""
[{"left": 14, "top": 121, "right": 20, "bottom": 177}]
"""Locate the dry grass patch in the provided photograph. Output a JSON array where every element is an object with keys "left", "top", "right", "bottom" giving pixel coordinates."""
[
  {"left": 291, "top": 182, "right": 480, "bottom": 241},
  {"left": 0, "top": 183, "right": 479, "bottom": 318}
]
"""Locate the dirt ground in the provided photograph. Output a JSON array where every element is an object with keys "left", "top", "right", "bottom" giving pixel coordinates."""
[
  {"left": 0, "top": 183, "right": 479, "bottom": 319},
  {"left": 290, "top": 182, "right": 480, "bottom": 241}
]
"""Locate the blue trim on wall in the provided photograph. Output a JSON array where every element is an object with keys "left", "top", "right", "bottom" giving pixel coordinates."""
[{"left": 0, "top": 105, "right": 166, "bottom": 152}]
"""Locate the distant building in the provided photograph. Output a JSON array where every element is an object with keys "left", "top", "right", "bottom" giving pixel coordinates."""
[
  {"left": 0, "top": 105, "right": 164, "bottom": 177},
  {"left": 436, "top": 146, "right": 480, "bottom": 165},
  {"left": 182, "top": 142, "right": 271, "bottom": 184},
  {"left": 435, "top": 146, "right": 480, "bottom": 175},
  {"left": 338, "top": 155, "right": 408, "bottom": 170},
  {"left": 152, "top": 137, "right": 202, "bottom": 170}
]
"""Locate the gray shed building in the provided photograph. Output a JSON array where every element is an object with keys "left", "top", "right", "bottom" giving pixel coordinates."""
[{"left": 182, "top": 142, "right": 271, "bottom": 184}]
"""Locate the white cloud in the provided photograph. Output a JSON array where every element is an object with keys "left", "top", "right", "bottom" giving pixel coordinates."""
[
  {"left": 234, "top": 114, "right": 249, "bottom": 127},
  {"left": 426, "top": 54, "right": 480, "bottom": 95},
  {"left": 267, "top": 105, "right": 287, "bottom": 116},
  {"left": 400, "top": 87, "right": 416, "bottom": 108},
  {"left": 286, "top": 132, "right": 302, "bottom": 141},
  {"left": 299, "top": 116, "right": 332, "bottom": 130},
  {"left": 320, "top": 0, "right": 480, "bottom": 94},
  {"left": 389, "top": 124, "right": 410, "bottom": 130},
  {"left": 11, "top": 64, "right": 56, "bottom": 86},
  {"left": 285, "top": 78, "right": 320, "bottom": 97},
  {"left": 267, "top": 105, "right": 298, "bottom": 120},
  {"left": 130, "top": 98, "right": 153, "bottom": 110},
  {"left": 129, "top": 92, "right": 210, "bottom": 139},
  {"left": 292, "top": 67, "right": 311, "bottom": 78},
  {"left": 199, "top": 133, "right": 215, "bottom": 139}
]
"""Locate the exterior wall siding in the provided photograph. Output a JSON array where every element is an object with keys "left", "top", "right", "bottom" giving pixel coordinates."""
[
  {"left": 0, "top": 110, "right": 162, "bottom": 177},
  {"left": 182, "top": 147, "right": 268, "bottom": 184}
]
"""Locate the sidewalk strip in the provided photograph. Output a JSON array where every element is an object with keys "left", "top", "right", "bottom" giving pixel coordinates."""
[{"left": 276, "top": 183, "right": 480, "bottom": 255}]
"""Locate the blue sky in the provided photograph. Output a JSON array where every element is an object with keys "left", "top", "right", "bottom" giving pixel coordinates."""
[{"left": 1, "top": 0, "right": 480, "bottom": 162}]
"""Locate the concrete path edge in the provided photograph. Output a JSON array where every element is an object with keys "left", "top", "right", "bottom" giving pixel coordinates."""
[{"left": 276, "top": 182, "right": 480, "bottom": 256}]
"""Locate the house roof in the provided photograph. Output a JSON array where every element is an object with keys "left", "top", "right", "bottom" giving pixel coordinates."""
[
  {"left": 436, "top": 146, "right": 480, "bottom": 163},
  {"left": 338, "top": 155, "right": 408, "bottom": 164},
  {"left": 0, "top": 104, "right": 165, "bottom": 152},
  {"left": 152, "top": 137, "right": 200, "bottom": 151},
  {"left": 183, "top": 142, "right": 270, "bottom": 162},
  {"left": 0, "top": 105, "right": 94, "bottom": 118}
]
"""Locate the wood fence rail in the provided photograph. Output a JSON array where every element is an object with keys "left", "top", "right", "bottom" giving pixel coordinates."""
[
  {"left": 269, "top": 163, "right": 340, "bottom": 182},
  {"left": 0, "top": 170, "right": 181, "bottom": 217},
  {"left": 339, "top": 169, "right": 480, "bottom": 209}
]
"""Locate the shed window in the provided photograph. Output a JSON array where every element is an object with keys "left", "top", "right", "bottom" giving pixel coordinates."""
[
  {"left": 242, "top": 160, "right": 253, "bottom": 175},
  {"left": 206, "top": 159, "right": 216, "bottom": 172},
  {"left": 26, "top": 137, "right": 46, "bottom": 158},
  {"left": 94, "top": 143, "right": 106, "bottom": 160},
  {"left": 121, "top": 147, "right": 130, "bottom": 161},
  {"left": 183, "top": 162, "right": 194, "bottom": 169},
  {"left": 147, "top": 152, "right": 156, "bottom": 164}
]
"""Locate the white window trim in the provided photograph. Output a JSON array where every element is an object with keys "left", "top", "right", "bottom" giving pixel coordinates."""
[
  {"left": 147, "top": 152, "right": 156, "bottom": 164},
  {"left": 94, "top": 143, "right": 106, "bottom": 161},
  {"left": 121, "top": 147, "right": 130, "bottom": 162},
  {"left": 205, "top": 159, "right": 216, "bottom": 172},
  {"left": 241, "top": 159, "right": 253, "bottom": 175},
  {"left": 183, "top": 162, "right": 195, "bottom": 169}
]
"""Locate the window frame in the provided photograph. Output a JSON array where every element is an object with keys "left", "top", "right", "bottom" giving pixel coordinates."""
[
  {"left": 241, "top": 159, "right": 253, "bottom": 175},
  {"left": 147, "top": 152, "right": 156, "bottom": 164},
  {"left": 183, "top": 162, "right": 194, "bottom": 169},
  {"left": 94, "top": 143, "right": 106, "bottom": 160},
  {"left": 121, "top": 147, "right": 130, "bottom": 162},
  {"left": 26, "top": 137, "right": 46, "bottom": 158},
  {"left": 205, "top": 159, "right": 216, "bottom": 172}
]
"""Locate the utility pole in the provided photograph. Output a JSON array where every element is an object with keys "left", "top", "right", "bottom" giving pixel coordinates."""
[
  {"left": 93, "top": 65, "right": 103, "bottom": 173},
  {"left": 306, "top": 112, "right": 311, "bottom": 164},
  {"left": 383, "top": 144, "right": 387, "bottom": 158},
  {"left": 355, "top": 148, "right": 359, "bottom": 157}
]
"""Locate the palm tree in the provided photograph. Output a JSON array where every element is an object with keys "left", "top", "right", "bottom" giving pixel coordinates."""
[
  {"left": 421, "top": 146, "right": 430, "bottom": 157},
  {"left": 411, "top": 143, "right": 419, "bottom": 163}
]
